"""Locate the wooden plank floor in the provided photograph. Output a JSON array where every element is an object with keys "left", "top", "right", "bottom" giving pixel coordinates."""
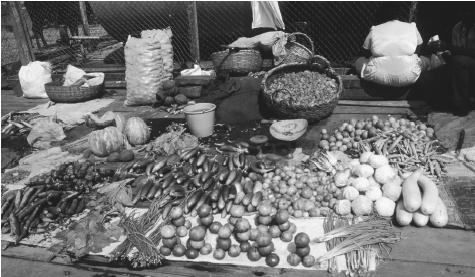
[
  {"left": 1, "top": 90, "right": 49, "bottom": 116},
  {"left": 2, "top": 88, "right": 475, "bottom": 276}
]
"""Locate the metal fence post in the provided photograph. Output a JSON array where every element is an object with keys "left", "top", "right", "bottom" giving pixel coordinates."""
[
  {"left": 9, "top": 1, "right": 35, "bottom": 65},
  {"left": 187, "top": 1, "right": 200, "bottom": 62},
  {"left": 79, "top": 1, "right": 90, "bottom": 36}
]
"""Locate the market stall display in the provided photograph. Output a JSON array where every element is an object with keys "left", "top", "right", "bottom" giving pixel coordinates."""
[{"left": 317, "top": 115, "right": 448, "bottom": 178}]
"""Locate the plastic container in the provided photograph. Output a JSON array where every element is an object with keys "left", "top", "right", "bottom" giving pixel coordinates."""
[{"left": 183, "top": 103, "right": 216, "bottom": 137}]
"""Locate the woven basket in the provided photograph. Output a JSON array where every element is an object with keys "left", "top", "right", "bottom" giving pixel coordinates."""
[
  {"left": 277, "top": 32, "right": 314, "bottom": 65},
  {"left": 261, "top": 56, "right": 342, "bottom": 121},
  {"left": 45, "top": 78, "right": 105, "bottom": 103},
  {"left": 211, "top": 49, "right": 262, "bottom": 74}
]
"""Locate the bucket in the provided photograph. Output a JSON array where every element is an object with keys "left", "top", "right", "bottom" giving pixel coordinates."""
[{"left": 183, "top": 103, "right": 216, "bottom": 137}]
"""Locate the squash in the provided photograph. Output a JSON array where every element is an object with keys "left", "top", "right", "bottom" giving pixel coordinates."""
[
  {"left": 402, "top": 169, "right": 423, "bottom": 212},
  {"left": 118, "top": 149, "right": 135, "bottom": 162},
  {"left": 106, "top": 152, "right": 120, "bottom": 162},
  {"left": 114, "top": 113, "right": 127, "bottom": 133},
  {"left": 88, "top": 126, "right": 126, "bottom": 157},
  {"left": 413, "top": 210, "right": 429, "bottom": 227},
  {"left": 417, "top": 174, "right": 439, "bottom": 215},
  {"left": 85, "top": 111, "right": 116, "bottom": 129},
  {"left": 269, "top": 119, "right": 308, "bottom": 141},
  {"left": 124, "top": 117, "right": 150, "bottom": 146},
  {"left": 395, "top": 199, "right": 413, "bottom": 226},
  {"left": 429, "top": 197, "right": 448, "bottom": 227}
]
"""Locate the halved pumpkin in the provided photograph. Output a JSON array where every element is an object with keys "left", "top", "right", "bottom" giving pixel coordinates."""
[{"left": 269, "top": 119, "right": 308, "bottom": 141}]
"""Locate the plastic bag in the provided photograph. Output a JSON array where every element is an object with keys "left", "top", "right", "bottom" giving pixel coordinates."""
[
  {"left": 18, "top": 61, "right": 52, "bottom": 99},
  {"left": 27, "top": 117, "right": 66, "bottom": 149},
  {"left": 125, "top": 28, "right": 173, "bottom": 106},
  {"left": 63, "top": 65, "right": 87, "bottom": 86},
  {"left": 360, "top": 55, "right": 422, "bottom": 87},
  {"left": 228, "top": 31, "right": 286, "bottom": 50},
  {"left": 251, "top": 1, "right": 285, "bottom": 30}
]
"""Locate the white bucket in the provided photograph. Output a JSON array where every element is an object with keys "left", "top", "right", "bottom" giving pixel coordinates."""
[{"left": 183, "top": 103, "right": 216, "bottom": 137}]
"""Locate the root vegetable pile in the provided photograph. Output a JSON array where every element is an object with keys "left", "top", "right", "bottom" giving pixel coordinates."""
[
  {"left": 318, "top": 115, "right": 447, "bottom": 178},
  {"left": 268, "top": 70, "right": 338, "bottom": 106}
]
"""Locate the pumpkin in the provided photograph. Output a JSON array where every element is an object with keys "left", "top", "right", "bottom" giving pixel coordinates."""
[
  {"left": 124, "top": 117, "right": 150, "bottom": 145},
  {"left": 114, "top": 113, "right": 127, "bottom": 133},
  {"left": 88, "top": 126, "right": 126, "bottom": 157}
]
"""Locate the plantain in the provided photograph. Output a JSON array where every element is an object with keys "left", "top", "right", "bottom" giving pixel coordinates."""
[
  {"left": 218, "top": 169, "right": 229, "bottom": 183},
  {"left": 200, "top": 171, "right": 211, "bottom": 184},
  {"left": 196, "top": 153, "right": 207, "bottom": 168},
  {"left": 232, "top": 154, "right": 241, "bottom": 168},
  {"left": 210, "top": 184, "right": 221, "bottom": 202},
  {"left": 185, "top": 190, "right": 203, "bottom": 214},
  {"left": 202, "top": 177, "right": 214, "bottom": 191},
  {"left": 217, "top": 194, "right": 226, "bottom": 210},
  {"left": 220, "top": 185, "right": 230, "bottom": 202},
  {"left": 225, "top": 170, "right": 237, "bottom": 186},
  {"left": 162, "top": 204, "right": 173, "bottom": 220}
]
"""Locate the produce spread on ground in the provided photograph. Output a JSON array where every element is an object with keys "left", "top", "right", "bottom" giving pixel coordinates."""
[
  {"left": 2, "top": 27, "right": 469, "bottom": 276},
  {"left": 2, "top": 110, "right": 453, "bottom": 275}
]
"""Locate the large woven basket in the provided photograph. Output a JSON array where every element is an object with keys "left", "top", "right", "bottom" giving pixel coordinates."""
[
  {"left": 211, "top": 49, "right": 262, "bottom": 74},
  {"left": 277, "top": 32, "right": 314, "bottom": 65},
  {"left": 45, "top": 78, "right": 104, "bottom": 103},
  {"left": 261, "top": 56, "right": 342, "bottom": 121}
]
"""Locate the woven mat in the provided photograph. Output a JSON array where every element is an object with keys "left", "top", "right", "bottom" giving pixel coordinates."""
[{"left": 439, "top": 177, "right": 475, "bottom": 230}]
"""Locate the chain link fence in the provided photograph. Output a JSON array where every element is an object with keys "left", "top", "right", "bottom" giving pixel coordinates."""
[{"left": 2, "top": 1, "right": 438, "bottom": 77}]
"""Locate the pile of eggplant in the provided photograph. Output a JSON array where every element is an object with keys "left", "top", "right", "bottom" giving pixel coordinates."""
[
  {"left": 1, "top": 187, "right": 87, "bottom": 243},
  {"left": 0, "top": 160, "right": 115, "bottom": 243},
  {"left": 128, "top": 146, "right": 274, "bottom": 218}
]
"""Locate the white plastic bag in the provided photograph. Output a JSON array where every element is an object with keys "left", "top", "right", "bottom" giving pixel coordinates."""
[
  {"left": 251, "top": 1, "right": 285, "bottom": 30},
  {"left": 228, "top": 31, "right": 286, "bottom": 50},
  {"left": 360, "top": 55, "right": 422, "bottom": 87},
  {"left": 27, "top": 117, "right": 66, "bottom": 149},
  {"left": 18, "top": 61, "right": 52, "bottom": 99}
]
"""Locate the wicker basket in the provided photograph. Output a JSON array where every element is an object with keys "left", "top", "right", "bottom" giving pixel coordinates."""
[
  {"left": 261, "top": 56, "right": 342, "bottom": 121},
  {"left": 277, "top": 32, "right": 314, "bottom": 65},
  {"left": 211, "top": 49, "right": 262, "bottom": 74},
  {"left": 45, "top": 78, "right": 105, "bottom": 103}
]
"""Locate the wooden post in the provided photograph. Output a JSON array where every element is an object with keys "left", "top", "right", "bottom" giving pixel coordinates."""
[
  {"left": 187, "top": 1, "right": 200, "bottom": 63},
  {"left": 409, "top": 1, "right": 418, "bottom": 22},
  {"left": 9, "top": 1, "right": 35, "bottom": 65},
  {"left": 79, "top": 1, "right": 90, "bottom": 36}
]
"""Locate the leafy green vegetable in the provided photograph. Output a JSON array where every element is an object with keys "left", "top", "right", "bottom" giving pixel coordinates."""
[{"left": 56, "top": 210, "right": 124, "bottom": 258}]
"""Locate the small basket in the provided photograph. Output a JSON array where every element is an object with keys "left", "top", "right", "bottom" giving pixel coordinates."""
[
  {"left": 211, "top": 49, "right": 262, "bottom": 74},
  {"left": 261, "top": 55, "right": 342, "bottom": 121},
  {"left": 45, "top": 78, "right": 105, "bottom": 103},
  {"left": 277, "top": 32, "right": 314, "bottom": 65}
]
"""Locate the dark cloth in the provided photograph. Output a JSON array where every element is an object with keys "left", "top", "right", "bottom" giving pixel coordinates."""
[
  {"left": 197, "top": 77, "right": 263, "bottom": 124},
  {"left": 448, "top": 55, "right": 475, "bottom": 114}
]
